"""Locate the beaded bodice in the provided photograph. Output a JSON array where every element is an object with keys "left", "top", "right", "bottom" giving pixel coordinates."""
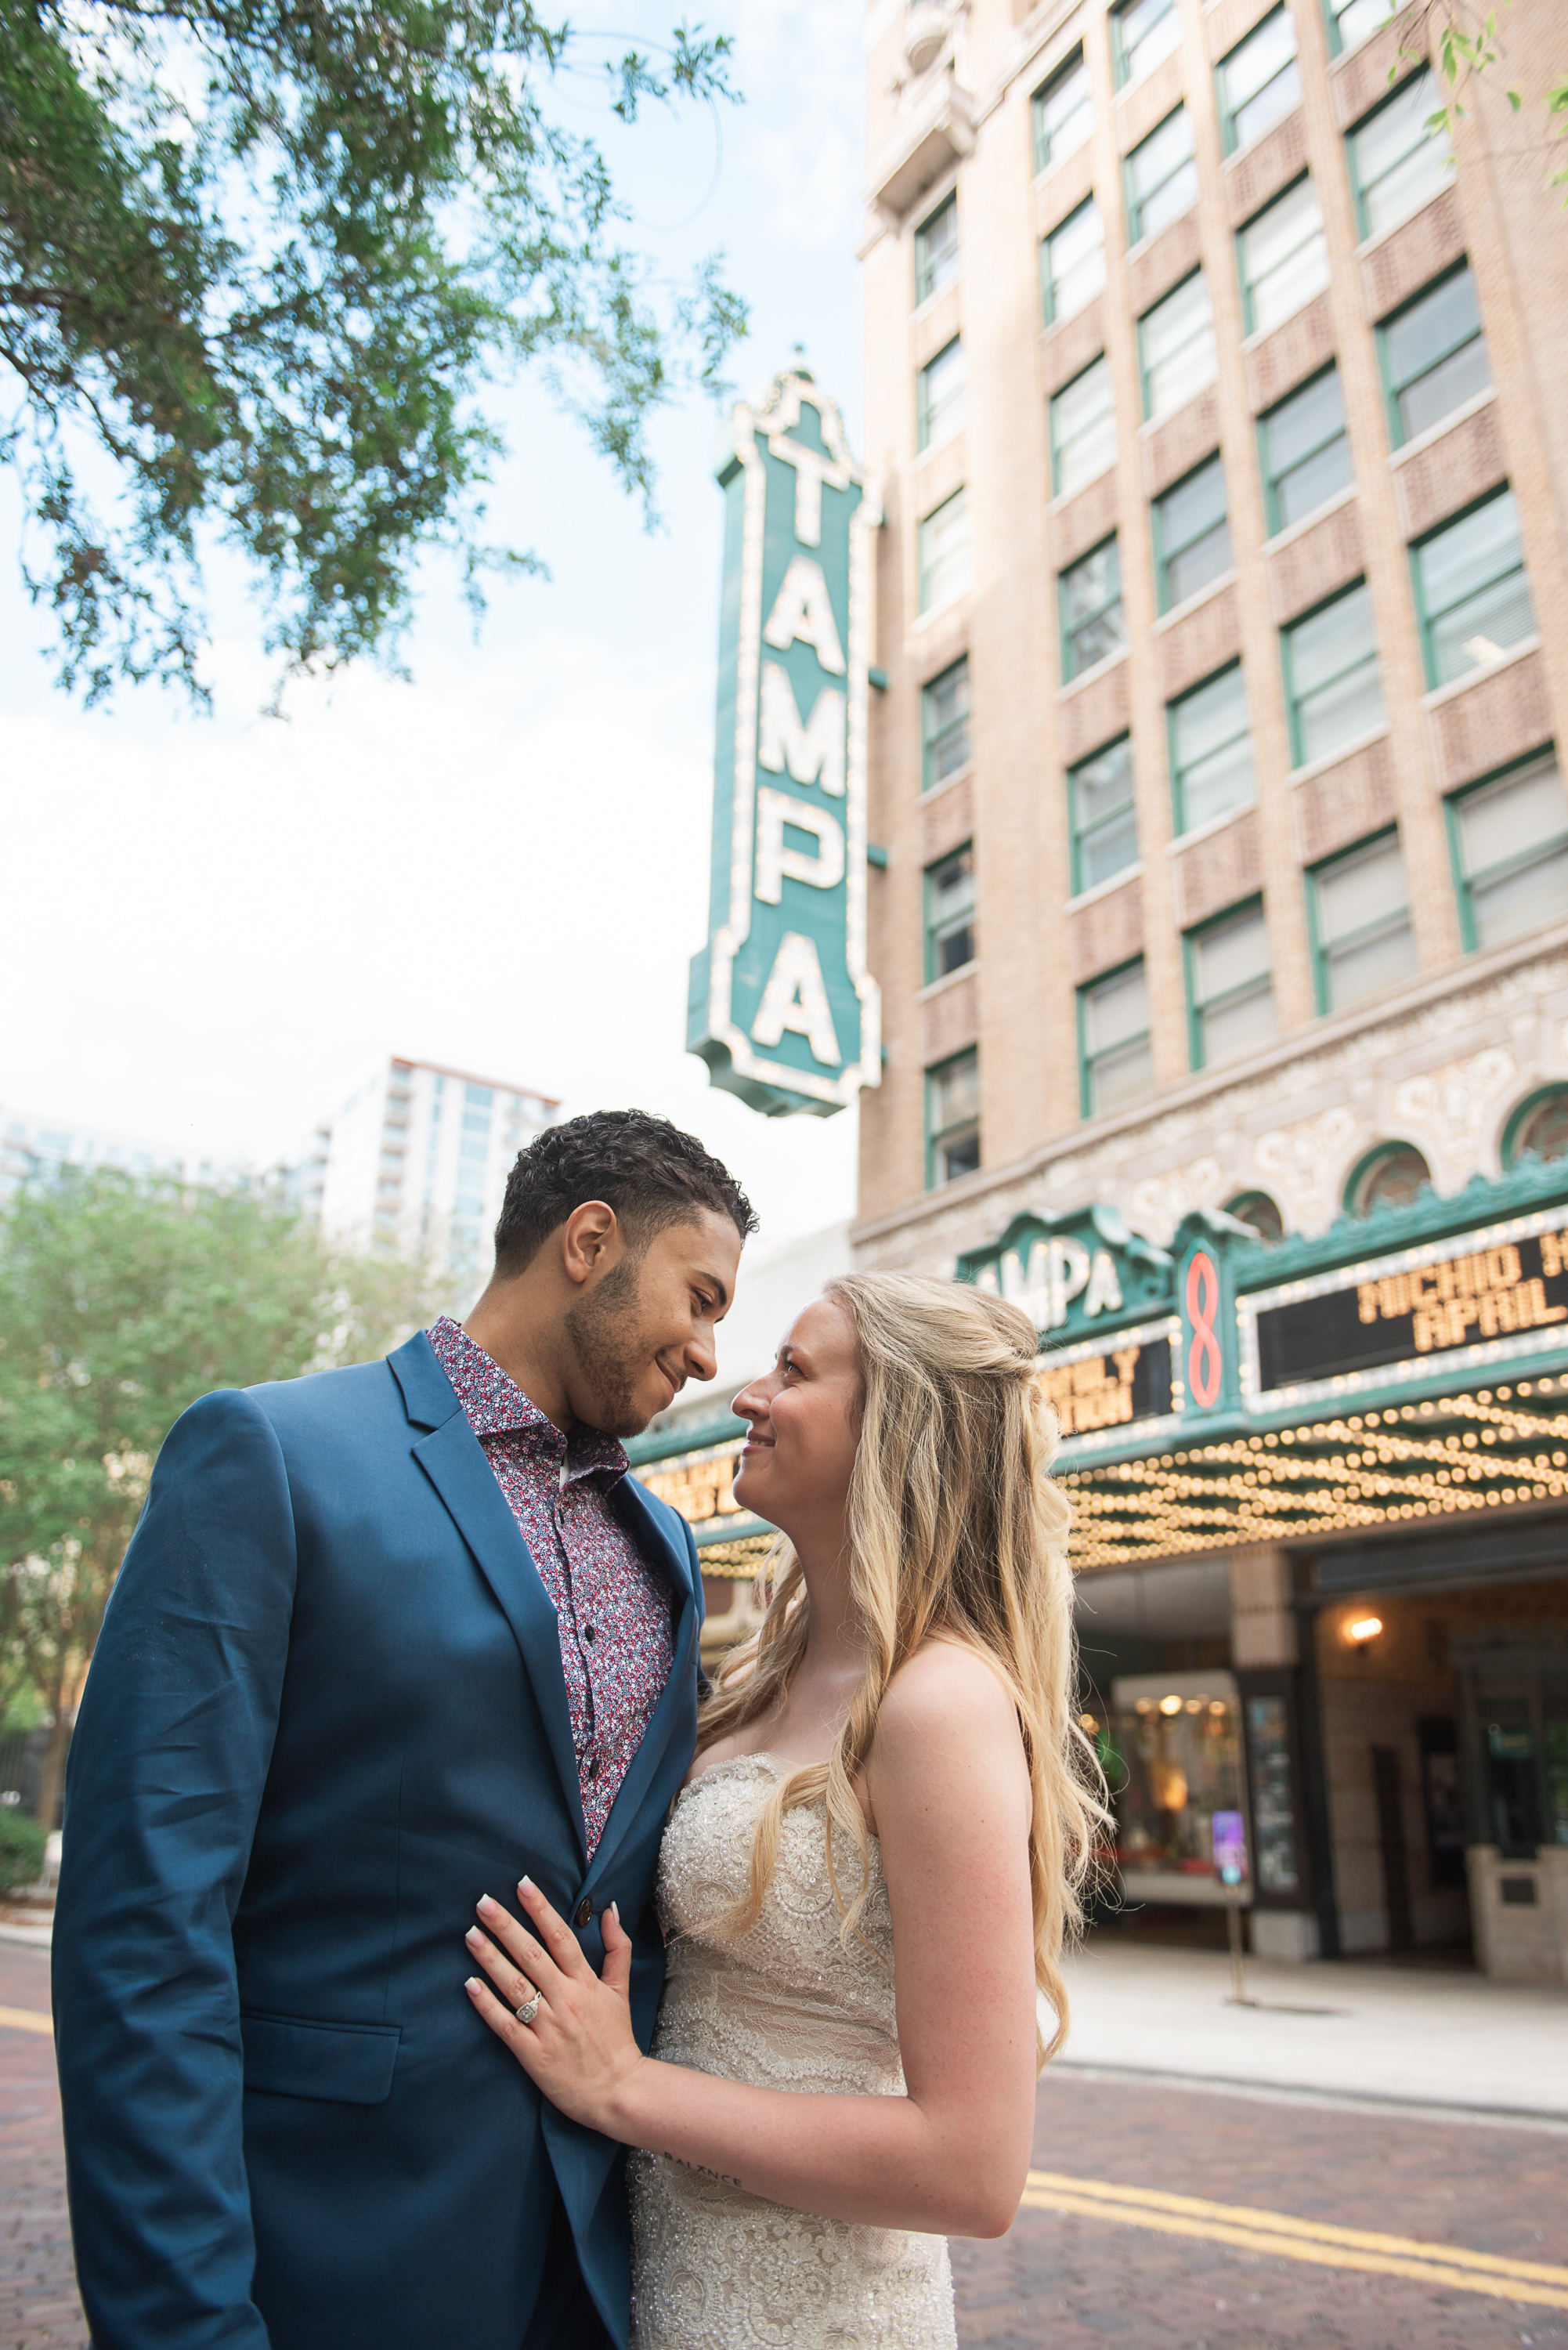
[{"left": 627, "top": 1753, "right": 956, "bottom": 2350}]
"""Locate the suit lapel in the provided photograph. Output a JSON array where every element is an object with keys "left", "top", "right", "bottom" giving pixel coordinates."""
[
  {"left": 395, "top": 1337, "right": 587, "bottom": 1864},
  {"left": 583, "top": 1478, "right": 701, "bottom": 1896}
]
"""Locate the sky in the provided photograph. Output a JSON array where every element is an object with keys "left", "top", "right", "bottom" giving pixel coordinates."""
[{"left": 0, "top": 1, "right": 866, "bottom": 1248}]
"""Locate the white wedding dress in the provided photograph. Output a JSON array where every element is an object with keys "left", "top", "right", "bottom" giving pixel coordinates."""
[{"left": 627, "top": 1752, "right": 957, "bottom": 2350}]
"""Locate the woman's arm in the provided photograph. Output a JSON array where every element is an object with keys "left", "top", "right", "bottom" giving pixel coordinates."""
[{"left": 464, "top": 1645, "right": 1039, "bottom": 2237}]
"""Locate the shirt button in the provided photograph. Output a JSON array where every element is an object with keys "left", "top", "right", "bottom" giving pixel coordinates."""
[
  {"left": 583, "top": 1624, "right": 596, "bottom": 1643},
  {"left": 574, "top": 1898, "right": 594, "bottom": 1928}
]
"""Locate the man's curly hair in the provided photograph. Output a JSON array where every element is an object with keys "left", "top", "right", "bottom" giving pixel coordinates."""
[{"left": 492, "top": 1108, "right": 758, "bottom": 1277}]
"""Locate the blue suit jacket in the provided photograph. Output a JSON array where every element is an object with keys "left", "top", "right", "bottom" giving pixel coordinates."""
[{"left": 52, "top": 1332, "right": 702, "bottom": 2350}]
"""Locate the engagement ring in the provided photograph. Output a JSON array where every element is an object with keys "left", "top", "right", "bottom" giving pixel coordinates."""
[{"left": 515, "top": 1991, "right": 542, "bottom": 2026}]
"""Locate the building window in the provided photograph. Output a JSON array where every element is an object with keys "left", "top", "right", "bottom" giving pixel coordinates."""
[
  {"left": 1379, "top": 263, "right": 1491, "bottom": 447},
  {"left": 917, "top": 337, "right": 966, "bottom": 450},
  {"left": 1411, "top": 487, "right": 1534, "bottom": 689},
  {"left": 1309, "top": 830, "right": 1417, "bottom": 1011},
  {"left": 1079, "top": 960, "right": 1154, "bottom": 1115},
  {"left": 1060, "top": 537, "right": 1127, "bottom": 680},
  {"left": 1282, "top": 580, "right": 1386, "bottom": 767},
  {"left": 1125, "top": 107, "right": 1198, "bottom": 245},
  {"left": 927, "top": 1050, "right": 980, "bottom": 1186},
  {"left": 915, "top": 194, "right": 959, "bottom": 303},
  {"left": 1169, "top": 663, "right": 1254, "bottom": 834},
  {"left": 1259, "top": 366, "right": 1353, "bottom": 536},
  {"left": 922, "top": 656, "right": 972, "bottom": 790},
  {"left": 1347, "top": 1142, "right": 1432, "bottom": 1217},
  {"left": 1187, "top": 900, "right": 1277, "bottom": 1069},
  {"left": 1051, "top": 355, "right": 1117, "bottom": 497},
  {"left": 1227, "top": 1189, "right": 1285, "bottom": 1242},
  {"left": 1034, "top": 50, "right": 1093, "bottom": 172},
  {"left": 1447, "top": 749, "right": 1568, "bottom": 953},
  {"left": 1348, "top": 71, "right": 1454, "bottom": 241},
  {"left": 1113, "top": 0, "right": 1181, "bottom": 89},
  {"left": 1042, "top": 197, "right": 1106, "bottom": 324},
  {"left": 925, "top": 844, "right": 977, "bottom": 981},
  {"left": 918, "top": 487, "right": 970, "bottom": 613},
  {"left": 1069, "top": 736, "right": 1140, "bottom": 894},
  {"left": 1139, "top": 272, "right": 1216, "bottom": 420},
  {"left": 1504, "top": 1086, "right": 1568, "bottom": 1170},
  {"left": 1325, "top": 0, "right": 1400, "bottom": 58},
  {"left": 1237, "top": 177, "right": 1330, "bottom": 337},
  {"left": 1153, "top": 452, "right": 1231, "bottom": 612},
  {"left": 1217, "top": 8, "right": 1301, "bottom": 153}
]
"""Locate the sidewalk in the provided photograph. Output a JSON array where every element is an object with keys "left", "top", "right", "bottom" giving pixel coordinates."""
[{"left": 1057, "top": 1939, "right": 1568, "bottom": 2123}]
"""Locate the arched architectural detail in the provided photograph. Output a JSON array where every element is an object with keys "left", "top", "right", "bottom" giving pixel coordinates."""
[
  {"left": 1344, "top": 1141, "right": 1433, "bottom": 1219},
  {"left": 1501, "top": 1084, "right": 1568, "bottom": 1171}
]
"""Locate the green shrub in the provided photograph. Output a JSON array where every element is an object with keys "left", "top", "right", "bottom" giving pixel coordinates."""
[{"left": 0, "top": 1810, "right": 47, "bottom": 1893}]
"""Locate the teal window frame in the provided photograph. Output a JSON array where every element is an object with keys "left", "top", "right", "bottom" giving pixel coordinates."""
[
  {"left": 1409, "top": 486, "right": 1533, "bottom": 692},
  {"left": 1281, "top": 578, "right": 1385, "bottom": 769},
  {"left": 1033, "top": 49, "right": 1093, "bottom": 172},
  {"left": 926, "top": 1048, "right": 980, "bottom": 1188},
  {"left": 1501, "top": 1083, "right": 1568, "bottom": 1171},
  {"left": 1305, "top": 827, "right": 1414, "bottom": 1014},
  {"left": 1346, "top": 70, "right": 1453, "bottom": 242},
  {"left": 1168, "top": 662, "right": 1255, "bottom": 836},
  {"left": 1237, "top": 175, "right": 1329, "bottom": 338},
  {"left": 1059, "top": 534, "right": 1126, "bottom": 682},
  {"left": 1124, "top": 106, "right": 1198, "bottom": 246},
  {"left": 1376, "top": 261, "right": 1491, "bottom": 449},
  {"left": 1078, "top": 956, "right": 1153, "bottom": 1116},
  {"left": 1324, "top": 0, "right": 1401, "bottom": 60},
  {"left": 1257, "top": 364, "right": 1352, "bottom": 537},
  {"left": 1445, "top": 747, "right": 1568, "bottom": 956},
  {"left": 1068, "top": 735, "right": 1139, "bottom": 895},
  {"left": 1112, "top": 0, "right": 1180, "bottom": 89},
  {"left": 1138, "top": 269, "right": 1216, "bottom": 420},
  {"left": 1216, "top": 7, "right": 1301, "bottom": 154},
  {"left": 1152, "top": 451, "right": 1232, "bottom": 615},
  {"left": 1050, "top": 353, "right": 1116, "bottom": 497},
  {"left": 921, "top": 656, "right": 972, "bottom": 791},
  {"left": 917, "top": 336, "right": 966, "bottom": 451},
  {"left": 917, "top": 486, "right": 970, "bottom": 614},
  {"left": 915, "top": 193, "right": 959, "bottom": 304},
  {"left": 924, "top": 843, "right": 977, "bottom": 982},
  {"left": 1041, "top": 197, "right": 1106, "bottom": 325},
  {"left": 1183, "top": 897, "right": 1275, "bottom": 1072}
]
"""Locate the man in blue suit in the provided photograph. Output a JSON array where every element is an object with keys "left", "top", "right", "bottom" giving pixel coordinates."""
[{"left": 53, "top": 1108, "right": 756, "bottom": 2350}]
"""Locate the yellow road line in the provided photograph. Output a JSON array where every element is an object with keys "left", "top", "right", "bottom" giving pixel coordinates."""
[
  {"left": 0, "top": 2004, "right": 52, "bottom": 2037},
  {"left": 1021, "top": 2174, "right": 1568, "bottom": 2311}
]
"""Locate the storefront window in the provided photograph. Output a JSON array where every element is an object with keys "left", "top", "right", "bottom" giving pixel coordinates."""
[{"left": 1107, "top": 1677, "right": 1248, "bottom": 1889}]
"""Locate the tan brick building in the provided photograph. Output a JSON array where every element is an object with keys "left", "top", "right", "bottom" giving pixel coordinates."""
[{"left": 851, "top": 0, "right": 1568, "bottom": 1972}]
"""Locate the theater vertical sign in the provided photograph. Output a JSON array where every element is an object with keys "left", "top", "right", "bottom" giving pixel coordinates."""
[{"left": 688, "top": 369, "right": 882, "bottom": 1115}]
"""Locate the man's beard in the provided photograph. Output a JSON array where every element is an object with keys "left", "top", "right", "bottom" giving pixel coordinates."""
[{"left": 563, "top": 1255, "right": 657, "bottom": 1437}]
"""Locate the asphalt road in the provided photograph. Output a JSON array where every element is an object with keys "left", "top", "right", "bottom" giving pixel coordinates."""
[{"left": 5, "top": 1936, "right": 1567, "bottom": 2349}]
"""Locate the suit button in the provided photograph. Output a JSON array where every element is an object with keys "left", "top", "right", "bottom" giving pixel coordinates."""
[{"left": 574, "top": 1898, "right": 594, "bottom": 1928}]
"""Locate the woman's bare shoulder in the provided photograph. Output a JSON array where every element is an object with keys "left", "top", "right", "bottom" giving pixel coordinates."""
[{"left": 872, "top": 1639, "right": 1024, "bottom": 1775}]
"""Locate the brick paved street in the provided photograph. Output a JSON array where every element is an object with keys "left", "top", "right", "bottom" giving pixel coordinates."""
[
  {"left": 6, "top": 1931, "right": 1568, "bottom": 2350},
  {"left": 955, "top": 2069, "right": 1568, "bottom": 2350},
  {"left": 0, "top": 1943, "right": 83, "bottom": 2350}
]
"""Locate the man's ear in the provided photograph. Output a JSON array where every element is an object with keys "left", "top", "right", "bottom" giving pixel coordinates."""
[{"left": 558, "top": 1201, "right": 621, "bottom": 1289}]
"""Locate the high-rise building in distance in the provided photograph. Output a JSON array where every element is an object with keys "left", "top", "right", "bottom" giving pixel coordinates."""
[{"left": 309, "top": 1057, "right": 559, "bottom": 1282}]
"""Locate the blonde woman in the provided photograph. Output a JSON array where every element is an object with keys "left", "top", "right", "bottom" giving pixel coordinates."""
[{"left": 464, "top": 1273, "right": 1106, "bottom": 2349}]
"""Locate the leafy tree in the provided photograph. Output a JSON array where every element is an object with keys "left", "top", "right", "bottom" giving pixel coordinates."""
[
  {"left": 0, "top": 2, "right": 746, "bottom": 706},
  {"left": 0, "top": 1170, "right": 443, "bottom": 1833},
  {"left": 1400, "top": 1, "right": 1568, "bottom": 199}
]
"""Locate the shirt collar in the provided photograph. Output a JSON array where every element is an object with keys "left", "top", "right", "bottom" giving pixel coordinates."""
[{"left": 426, "top": 1316, "right": 629, "bottom": 1485}]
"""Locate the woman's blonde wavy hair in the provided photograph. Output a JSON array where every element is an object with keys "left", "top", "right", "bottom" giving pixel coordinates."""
[{"left": 696, "top": 1271, "right": 1110, "bottom": 2064}]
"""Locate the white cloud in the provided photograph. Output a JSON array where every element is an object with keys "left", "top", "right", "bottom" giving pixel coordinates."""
[{"left": 1, "top": 633, "right": 858, "bottom": 1246}]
